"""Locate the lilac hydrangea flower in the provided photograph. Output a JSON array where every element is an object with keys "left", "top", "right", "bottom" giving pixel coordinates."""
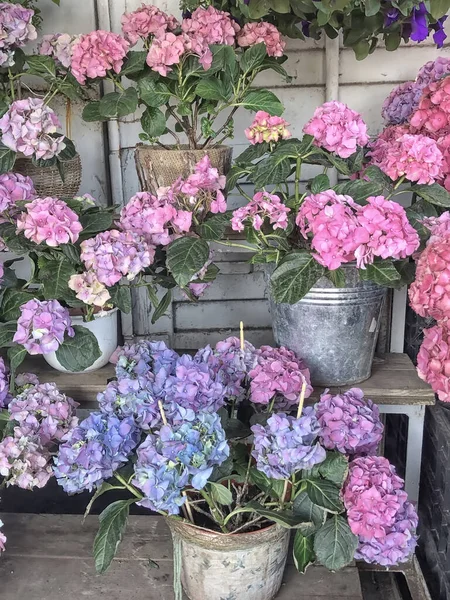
[
  {"left": 0, "top": 519, "right": 5, "bottom": 552},
  {"left": 0, "top": 433, "right": 53, "bottom": 489},
  {"left": 0, "top": 357, "right": 11, "bottom": 408},
  {"left": 13, "top": 299, "right": 74, "bottom": 355},
  {"left": 316, "top": 388, "right": 384, "bottom": 456},
  {"left": 53, "top": 412, "right": 140, "bottom": 494},
  {"left": 416, "top": 57, "right": 450, "bottom": 87},
  {"left": 14, "top": 372, "right": 39, "bottom": 393},
  {"left": 251, "top": 408, "right": 326, "bottom": 479},
  {"left": 0, "top": 172, "right": 35, "bottom": 213},
  {"left": 39, "top": 33, "right": 79, "bottom": 69},
  {"left": 9, "top": 382, "right": 79, "bottom": 445},
  {"left": 0, "top": 3, "right": 37, "bottom": 67},
  {"left": 381, "top": 81, "right": 422, "bottom": 125},
  {"left": 98, "top": 379, "right": 161, "bottom": 430}
]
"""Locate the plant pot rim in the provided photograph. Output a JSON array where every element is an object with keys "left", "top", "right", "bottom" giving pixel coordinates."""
[{"left": 68, "top": 306, "right": 118, "bottom": 320}]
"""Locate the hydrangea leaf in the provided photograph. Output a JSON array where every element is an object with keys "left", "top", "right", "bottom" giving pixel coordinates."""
[
  {"left": 411, "top": 183, "right": 450, "bottom": 207},
  {"left": 7, "top": 345, "right": 27, "bottom": 374},
  {"left": 314, "top": 515, "right": 358, "bottom": 571},
  {"left": 99, "top": 88, "right": 139, "bottom": 119},
  {"left": 224, "top": 500, "right": 314, "bottom": 529},
  {"left": 55, "top": 326, "right": 101, "bottom": 372},
  {"left": 293, "top": 530, "right": 315, "bottom": 573},
  {"left": 138, "top": 78, "right": 171, "bottom": 107},
  {"left": 305, "top": 478, "right": 344, "bottom": 513},
  {"left": 270, "top": 251, "right": 325, "bottom": 304},
  {"left": 209, "top": 482, "right": 233, "bottom": 506},
  {"left": 0, "top": 145, "right": 16, "bottom": 175},
  {"left": 240, "top": 89, "right": 284, "bottom": 117},
  {"left": 0, "top": 289, "right": 35, "bottom": 321},
  {"left": 79, "top": 210, "right": 114, "bottom": 237},
  {"left": 120, "top": 51, "right": 147, "bottom": 77},
  {"left": 292, "top": 491, "right": 326, "bottom": 530},
  {"left": 0, "top": 322, "right": 18, "bottom": 348},
  {"left": 109, "top": 285, "right": 132, "bottom": 314},
  {"left": 166, "top": 237, "right": 210, "bottom": 288},
  {"left": 84, "top": 482, "right": 126, "bottom": 521},
  {"left": 359, "top": 260, "right": 401, "bottom": 287},
  {"left": 93, "top": 499, "right": 135, "bottom": 573},
  {"left": 39, "top": 259, "right": 76, "bottom": 301},
  {"left": 241, "top": 43, "right": 267, "bottom": 73},
  {"left": 317, "top": 452, "right": 349, "bottom": 486}
]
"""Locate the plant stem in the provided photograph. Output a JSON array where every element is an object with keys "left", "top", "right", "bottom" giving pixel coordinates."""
[
  {"left": 236, "top": 183, "right": 253, "bottom": 202},
  {"left": 182, "top": 492, "right": 195, "bottom": 523},
  {"left": 295, "top": 157, "right": 302, "bottom": 203},
  {"left": 202, "top": 106, "right": 238, "bottom": 149},
  {"left": 199, "top": 489, "right": 228, "bottom": 533},
  {"left": 281, "top": 479, "right": 290, "bottom": 508},
  {"left": 214, "top": 240, "right": 256, "bottom": 251},
  {"left": 8, "top": 69, "right": 15, "bottom": 101},
  {"left": 114, "top": 474, "right": 143, "bottom": 500}
]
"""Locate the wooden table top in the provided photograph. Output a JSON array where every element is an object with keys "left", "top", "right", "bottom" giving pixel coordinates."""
[
  {"left": 0, "top": 514, "right": 364, "bottom": 600},
  {"left": 20, "top": 352, "right": 434, "bottom": 406}
]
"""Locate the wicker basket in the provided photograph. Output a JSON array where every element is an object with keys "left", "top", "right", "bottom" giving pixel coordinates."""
[
  {"left": 14, "top": 154, "right": 82, "bottom": 198},
  {"left": 134, "top": 144, "right": 233, "bottom": 194}
]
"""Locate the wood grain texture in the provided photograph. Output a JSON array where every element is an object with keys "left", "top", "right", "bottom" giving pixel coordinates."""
[{"left": 0, "top": 514, "right": 363, "bottom": 600}]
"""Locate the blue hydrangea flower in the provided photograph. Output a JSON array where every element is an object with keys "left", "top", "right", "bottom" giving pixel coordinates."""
[
  {"left": 251, "top": 408, "right": 326, "bottom": 479},
  {"left": 53, "top": 412, "right": 140, "bottom": 494},
  {"left": 97, "top": 380, "right": 161, "bottom": 430}
]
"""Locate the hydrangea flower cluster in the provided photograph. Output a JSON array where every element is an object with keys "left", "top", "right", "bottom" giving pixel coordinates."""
[
  {"left": 80, "top": 229, "right": 155, "bottom": 287},
  {"left": 0, "top": 433, "right": 53, "bottom": 490},
  {"left": 0, "top": 99, "right": 66, "bottom": 160},
  {"left": 184, "top": 252, "right": 213, "bottom": 300},
  {"left": 231, "top": 191, "right": 290, "bottom": 233},
  {"left": 316, "top": 388, "right": 384, "bottom": 456},
  {"left": 16, "top": 197, "right": 82, "bottom": 247},
  {"left": 110, "top": 340, "right": 162, "bottom": 390},
  {"left": 146, "top": 32, "right": 185, "bottom": 76},
  {"left": 343, "top": 456, "right": 418, "bottom": 566},
  {"left": 0, "top": 3, "right": 37, "bottom": 67},
  {"left": 0, "top": 520, "right": 5, "bottom": 553},
  {"left": 133, "top": 410, "right": 229, "bottom": 513},
  {"left": 0, "top": 357, "right": 11, "bottom": 409},
  {"left": 417, "top": 325, "right": 450, "bottom": 402},
  {"left": 245, "top": 111, "right": 291, "bottom": 145},
  {"left": 121, "top": 4, "right": 179, "bottom": 45},
  {"left": 70, "top": 30, "right": 130, "bottom": 84},
  {"left": 303, "top": 101, "right": 369, "bottom": 158},
  {"left": 39, "top": 33, "right": 79, "bottom": 69},
  {"left": 8, "top": 383, "right": 79, "bottom": 446},
  {"left": 68, "top": 271, "right": 111, "bottom": 308},
  {"left": 251, "top": 409, "right": 326, "bottom": 479},
  {"left": 416, "top": 57, "right": 450, "bottom": 88},
  {"left": 13, "top": 299, "right": 74, "bottom": 355},
  {"left": 237, "top": 22, "right": 285, "bottom": 57},
  {"left": 410, "top": 76, "right": 450, "bottom": 135},
  {"left": 54, "top": 412, "right": 140, "bottom": 494},
  {"left": 249, "top": 345, "right": 312, "bottom": 407},
  {"left": 0, "top": 172, "right": 35, "bottom": 213},
  {"left": 381, "top": 81, "right": 422, "bottom": 125}
]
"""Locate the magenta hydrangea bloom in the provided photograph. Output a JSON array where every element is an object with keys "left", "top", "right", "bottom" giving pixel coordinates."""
[
  {"left": 249, "top": 345, "right": 312, "bottom": 407},
  {"left": 0, "top": 433, "right": 52, "bottom": 490},
  {"left": 417, "top": 324, "right": 450, "bottom": 402},
  {"left": 16, "top": 197, "right": 82, "bottom": 247},
  {"left": 13, "top": 299, "right": 74, "bottom": 355},
  {"left": 410, "top": 76, "right": 450, "bottom": 135},
  {"left": 245, "top": 111, "right": 291, "bottom": 145},
  {"left": 121, "top": 4, "right": 179, "bottom": 45},
  {"left": 68, "top": 271, "right": 111, "bottom": 308},
  {"left": 316, "top": 388, "right": 384, "bottom": 456},
  {"left": 0, "top": 172, "right": 35, "bottom": 213},
  {"left": 416, "top": 57, "right": 450, "bottom": 88},
  {"left": 39, "top": 33, "right": 79, "bottom": 69},
  {"left": 9, "top": 383, "right": 79, "bottom": 446},
  {"left": 382, "top": 81, "right": 422, "bottom": 125},
  {"left": 343, "top": 456, "right": 417, "bottom": 566},
  {"left": 0, "top": 357, "right": 11, "bottom": 408},
  {"left": 80, "top": 229, "right": 155, "bottom": 287},
  {"left": 0, "top": 3, "right": 36, "bottom": 67},
  {"left": 251, "top": 409, "right": 326, "bottom": 479},
  {"left": 70, "top": 30, "right": 129, "bottom": 84},
  {"left": 303, "top": 101, "right": 369, "bottom": 158},
  {"left": 231, "top": 191, "right": 290, "bottom": 233},
  {"left": 146, "top": 32, "right": 185, "bottom": 76},
  {"left": 0, "top": 520, "right": 5, "bottom": 553},
  {"left": 0, "top": 98, "right": 65, "bottom": 160},
  {"left": 237, "top": 22, "right": 285, "bottom": 57}
]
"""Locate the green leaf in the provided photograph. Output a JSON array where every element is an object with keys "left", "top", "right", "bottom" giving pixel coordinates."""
[
  {"left": 252, "top": 155, "right": 291, "bottom": 189},
  {"left": 333, "top": 179, "right": 384, "bottom": 205},
  {"left": 120, "top": 51, "right": 147, "bottom": 77},
  {"left": 269, "top": 0, "right": 291, "bottom": 11},
  {"left": 99, "top": 88, "right": 139, "bottom": 119},
  {"left": 57, "top": 137, "right": 77, "bottom": 162},
  {"left": 226, "top": 165, "right": 249, "bottom": 192},
  {"left": 270, "top": 252, "right": 325, "bottom": 304},
  {"left": 248, "top": 0, "right": 271, "bottom": 18},
  {"left": 141, "top": 106, "right": 166, "bottom": 137},
  {"left": 249, "top": 468, "right": 285, "bottom": 500},
  {"left": 93, "top": 499, "right": 135, "bottom": 574},
  {"left": 412, "top": 183, "right": 450, "bottom": 207},
  {"left": 196, "top": 213, "right": 230, "bottom": 241},
  {"left": 209, "top": 482, "right": 233, "bottom": 506},
  {"left": 82, "top": 102, "right": 106, "bottom": 122},
  {"left": 293, "top": 491, "right": 326, "bottom": 530},
  {"left": 226, "top": 500, "right": 314, "bottom": 529},
  {"left": 7, "top": 345, "right": 27, "bottom": 373},
  {"left": 311, "top": 174, "right": 330, "bottom": 194},
  {"left": 79, "top": 211, "right": 114, "bottom": 237},
  {"left": 236, "top": 142, "right": 269, "bottom": 166},
  {"left": 406, "top": 201, "right": 438, "bottom": 240},
  {"left": 60, "top": 244, "right": 81, "bottom": 264},
  {"left": 0, "top": 322, "right": 18, "bottom": 348},
  {"left": 314, "top": 515, "right": 358, "bottom": 571},
  {"left": 0, "top": 290, "right": 34, "bottom": 321},
  {"left": 260, "top": 57, "right": 292, "bottom": 83},
  {"left": 429, "top": 0, "right": 450, "bottom": 19},
  {"left": 359, "top": 260, "right": 401, "bottom": 287},
  {"left": 293, "top": 530, "right": 315, "bottom": 573},
  {"left": 166, "top": 237, "right": 209, "bottom": 288},
  {"left": 151, "top": 290, "right": 172, "bottom": 323},
  {"left": 326, "top": 268, "right": 346, "bottom": 288},
  {"left": 240, "top": 90, "right": 284, "bottom": 116},
  {"left": 109, "top": 286, "right": 132, "bottom": 313},
  {"left": 318, "top": 453, "right": 349, "bottom": 486},
  {"left": 55, "top": 326, "right": 101, "bottom": 372},
  {"left": 40, "top": 259, "right": 76, "bottom": 300},
  {"left": 241, "top": 43, "right": 267, "bottom": 73},
  {"left": 305, "top": 478, "right": 344, "bottom": 513},
  {"left": 195, "top": 79, "right": 227, "bottom": 101},
  {"left": 0, "top": 223, "right": 33, "bottom": 254},
  {"left": 364, "top": 0, "right": 381, "bottom": 16},
  {"left": 0, "top": 145, "right": 16, "bottom": 174},
  {"left": 84, "top": 481, "right": 125, "bottom": 521},
  {"left": 137, "top": 78, "right": 171, "bottom": 107},
  {"left": 26, "top": 55, "right": 56, "bottom": 79}
]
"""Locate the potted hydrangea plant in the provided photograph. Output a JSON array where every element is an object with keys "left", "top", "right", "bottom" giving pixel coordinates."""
[
  {"left": 36, "top": 3, "right": 289, "bottom": 193},
  {"left": 0, "top": 337, "right": 418, "bottom": 599}
]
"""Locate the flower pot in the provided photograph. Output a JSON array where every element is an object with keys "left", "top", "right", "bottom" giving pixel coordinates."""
[
  {"left": 134, "top": 144, "right": 233, "bottom": 194},
  {"left": 14, "top": 154, "right": 82, "bottom": 198},
  {"left": 43, "top": 307, "right": 118, "bottom": 373},
  {"left": 266, "top": 265, "right": 387, "bottom": 386},
  {"left": 168, "top": 518, "right": 290, "bottom": 600}
]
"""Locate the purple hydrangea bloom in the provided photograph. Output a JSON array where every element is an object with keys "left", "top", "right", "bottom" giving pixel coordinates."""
[
  {"left": 13, "top": 299, "right": 74, "bottom": 355},
  {"left": 0, "top": 172, "right": 35, "bottom": 213},
  {"left": 0, "top": 433, "right": 52, "bottom": 489},
  {"left": 14, "top": 372, "right": 40, "bottom": 392},
  {"left": 416, "top": 57, "right": 450, "bottom": 87},
  {"left": 251, "top": 408, "right": 326, "bottom": 479},
  {"left": 97, "top": 379, "right": 161, "bottom": 430},
  {"left": 0, "top": 3, "right": 37, "bottom": 67},
  {"left": 110, "top": 340, "right": 154, "bottom": 391},
  {"left": 39, "top": 33, "right": 79, "bottom": 69},
  {"left": 381, "top": 81, "right": 422, "bottom": 125},
  {"left": 316, "top": 388, "right": 384, "bottom": 456},
  {"left": 0, "top": 357, "right": 11, "bottom": 408},
  {"left": 53, "top": 412, "right": 140, "bottom": 494},
  {"left": 9, "top": 382, "right": 79, "bottom": 446}
]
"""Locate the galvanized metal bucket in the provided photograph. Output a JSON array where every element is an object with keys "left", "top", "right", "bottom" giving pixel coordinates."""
[
  {"left": 266, "top": 265, "right": 387, "bottom": 386},
  {"left": 168, "top": 518, "right": 290, "bottom": 600}
]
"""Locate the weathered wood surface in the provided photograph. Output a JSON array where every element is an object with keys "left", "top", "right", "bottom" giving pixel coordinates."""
[
  {"left": 20, "top": 353, "right": 435, "bottom": 407},
  {"left": 0, "top": 514, "right": 363, "bottom": 600}
]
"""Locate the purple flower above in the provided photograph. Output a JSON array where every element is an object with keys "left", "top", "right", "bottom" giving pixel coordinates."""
[
  {"left": 316, "top": 388, "right": 384, "bottom": 456},
  {"left": 13, "top": 299, "right": 74, "bottom": 355},
  {"left": 384, "top": 7, "right": 400, "bottom": 27},
  {"left": 251, "top": 408, "right": 326, "bottom": 479},
  {"left": 0, "top": 172, "right": 35, "bottom": 213},
  {"left": 0, "top": 432, "right": 52, "bottom": 490},
  {"left": 0, "top": 357, "right": 11, "bottom": 408},
  {"left": 381, "top": 81, "right": 422, "bottom": 125},
  {"left": 98, "top": 379, "right": 161, "bottom": 430},
  {"left": 410, "top": 2, "right": 429, "bottom": 43},
  {"left": 432, "top": 16, "right": 448, "bottom": 48},
  {"left": 53, "top": 412, "right": 140, "bottom": 494}
]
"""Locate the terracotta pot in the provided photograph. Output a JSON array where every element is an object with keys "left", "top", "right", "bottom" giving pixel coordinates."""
[{"left": 14, "top": 154, "right": 82, "bottom": 198}]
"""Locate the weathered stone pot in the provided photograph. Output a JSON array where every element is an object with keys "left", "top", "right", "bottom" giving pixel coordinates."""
[
  {"left": 168, "top": 518, "right": 290, "bottom": 600},
  {"left": 134, "top": 144, "right": 233, "bottom": 194},
  {"left": 266, "top": 265, "right": 387, "bottom": 386},
  {"left": 14, "top": 154, "right": 82, "bottom": 198}
]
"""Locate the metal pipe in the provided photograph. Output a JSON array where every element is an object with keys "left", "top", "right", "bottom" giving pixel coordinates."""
[{"left": 325, "top": 36, "right": 340, "bottom": 186}]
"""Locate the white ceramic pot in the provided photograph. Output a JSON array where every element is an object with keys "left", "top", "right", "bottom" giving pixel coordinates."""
[{"left": 44, "top": 308, "right": 119, "bottom": 373}]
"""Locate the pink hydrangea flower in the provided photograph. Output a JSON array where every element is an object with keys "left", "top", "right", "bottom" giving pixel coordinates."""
[
  {"left": 0, "top": 520, "right": 5, "bottom": 553},
  {"left": 68, "top": 271, "right": 111, "bottom": 307},
  {"left": 16, "top": 197, "right": 82, "bottom": 247},
  {"left": 0, "top": 433, "right": 52, "bottom": 489},
  {"left": 410, "top": 75, "right": 450, "bottom": 135},
  {"left": 80, "top": 230, "right": 155, "bottom": 287},
  {"left": 417, "top": 324, "right": 450, "bottom": 402},
  {"left": 416, "top": 57, "right": 450, "bottom": 88},
  {"left": 14, "top": 299, "right": 74, "bottom": 355},
  {"left": 422, "top": 212, "right": 450, "bottom": 242},
  {"left": 0, "top": 172, "right": 35, "bottom": 213},
  {"left": 146, "top": 32, "right": 185, "bottom": 76},
  {"left": 119, "top": 191, "right": 177, "bottom": 246},
  {"left": 237, "top": 22, "right": 285, "bottom": 57},
  {"left": 70, "top": 30, "right": 129, "bottom": 84},
  {"left": 39, "top": 33, "right": 79, "bottom": 69},
  {"left": 122, "top": 4, "right": 179, "bottom": 46},
  {"left": 0, "top": 98, "right": 65, "bottom": 160},
  {"left": 245, "top": 111, "right": 291, "bottom": 145},
  {"left": 231, "top": 191, "right": 290, "bottom": 233},
  {"left": 0, "top": 3, "right": 37, "bottom": 66},
  {"left": 249, "top": 345, "right": 312, "bottom": 407},
  {"left": 303, "top": 101, "right": 369, "bottom": 159},
  {"left": 180, "top": 155, "right": 226, "bottom": 215}
]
